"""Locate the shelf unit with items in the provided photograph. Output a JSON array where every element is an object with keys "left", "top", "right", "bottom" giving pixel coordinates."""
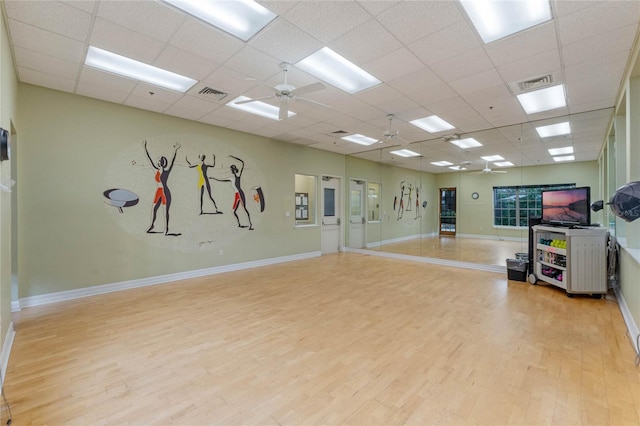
[{"left": 531, "top": 225, "right": 608, "bottom": 297}]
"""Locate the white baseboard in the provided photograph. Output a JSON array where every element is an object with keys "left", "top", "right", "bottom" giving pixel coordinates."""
[
  {"left": 1, "top": 322, "right": 15, "bottom": 385},
  {"left": 614, "top": 286, "right": 640, "bottom": 356},
  {"left": 18, "top": 251, "right": 321, "bottom": 309}
]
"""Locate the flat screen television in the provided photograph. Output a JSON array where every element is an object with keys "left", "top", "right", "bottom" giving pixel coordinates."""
[{"left": 541, "top": 186, "right": 591, "bottom": 226}]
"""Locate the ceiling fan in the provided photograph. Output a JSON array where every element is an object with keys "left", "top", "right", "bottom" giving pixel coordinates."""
[
  {"left": 471, "top": 161, "right": 508, "bottom": 174},
  {"left": 383, "top": 114, "right": 408, "bottom": 145},
  {"left": 235, "top": 62, "right": 326, "bottom": 120}
]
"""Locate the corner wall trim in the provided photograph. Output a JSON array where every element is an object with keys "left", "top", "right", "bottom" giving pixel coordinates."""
[
  {"left": 1, "top": 322, "right": 15, "bottom": 385},
  {"left": 614, "top": 286, "right": 640, "bottom": 356},
  {"left": 18, "top": 251, "right": 321, "bottom": 309}
]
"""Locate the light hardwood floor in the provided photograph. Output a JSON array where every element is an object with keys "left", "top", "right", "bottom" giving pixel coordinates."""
[{"left": 4, "top": 253, "right": 639, "bottom": 425}]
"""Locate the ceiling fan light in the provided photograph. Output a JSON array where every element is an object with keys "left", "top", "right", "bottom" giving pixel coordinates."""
[
  {"left": 517, "top": 84, "right": 566, "bottom": 114},
  {"left": 536, "top": 121, "right": 571, "bottom": 138},
  {"left": 296, "top": 47, "right": 381, "bottom": 94},
  {"left": 226, "top": 96, "right": 295, "bottom": 120},
  {"left": 410, "top": 115, "right": 455, "bottom": 133},
  {"left": 390, "top": 149, "right": 420, "bottom": 158},
  {"left": 160, "top": 0, "right": 277, "bottom": 42},
  {"left": 84, "top": 46, "right": 197, "bottom": 92},
  {"left": 342, "top": 134, "right": 379, "bottom": 146},
  {"left": 460, "top": 0, "right": 551, "bottom": 44}
]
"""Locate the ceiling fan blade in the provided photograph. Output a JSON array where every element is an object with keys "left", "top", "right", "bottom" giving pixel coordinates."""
[
  {"left": 279, "top": 97, "right": 289, "bottom": 120},
  {"left": 290, "top": 82, "right": 326, "bottom": 96},
  {"left": 234, "top": 95, "right": 275, "bottom": 105},
  {"left": 491, "top": 170, "right": 508, "bottom": 174},
  {"left": 296, "top": 96, "right": 331, "bottom": 109}
]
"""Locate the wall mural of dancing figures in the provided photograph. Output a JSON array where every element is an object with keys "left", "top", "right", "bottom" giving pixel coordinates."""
[{"left": 102, "top": 134, "right": 267, "bottom": 252}]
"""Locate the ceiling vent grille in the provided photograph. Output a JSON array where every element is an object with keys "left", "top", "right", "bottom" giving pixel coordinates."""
[
  {"left": 198, "top": 86, "right": 228, "bottom": 100},
  {"left": 518, "top": 75, "right": 553, "bottom": 92}
]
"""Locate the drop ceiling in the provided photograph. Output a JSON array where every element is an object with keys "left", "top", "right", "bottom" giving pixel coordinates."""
[{"left": 2, "top": 0, "right": 639, "bottom": 173}]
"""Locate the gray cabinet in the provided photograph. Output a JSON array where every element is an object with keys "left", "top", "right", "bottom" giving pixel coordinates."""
[{"left": 532, "top": 225, "right": 608, "bottom": 296}]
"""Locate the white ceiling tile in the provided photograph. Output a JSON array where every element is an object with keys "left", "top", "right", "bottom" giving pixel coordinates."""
[
  {"left": 408, "top": 20, "right": 481, "bottom": 67},
  {"left": 356, "top": 0, "right": 399, "bottom": 16},
  {"left": 562, "top": 24, "right": 637, "bottom": 67},
  {"left": 8, "top": 20, "right": 86, "bottom": 62},
  {"left": 430, "top": 48, "right": 494, "bottom": 83},
  {"left": 89, "top": 18, "right": 166, "bottom": 64},
  {"left": 249, "top": 19, "right": 323, "bottom": 64},
  {"left": 4, "top": 0, "right": 92, "bottom": 41},
  {"left": 129, "top": 83, "right": 184, "bottom": 104},
  {"left": 170, "top": 19, "right": 244, "bottom": 64},
  {"left": 76, "top": 81, "right": 130, "bottom": 104},
  {"left": 61, "top": 1, "right": 96, "bottom": 14},
  {"left": 329, "top": 19, "right": 402, "bottom": 65},
  {"left": 223, "top": 46, "right": 283, "bottom": 82},
  {"left": 496, "top": 49, "right": 561, "bottom": 85},
  {"left": 449, "top": 69, "right": 503, "bottom": 96},
  {"left": 363, "top": 48, "right": 424, "bottom": 82},
  {"left": 97, "top": 1, "right": 185, "bottom": 43},
  {"left": 375, "top": 1, "right": 465, "bottom": 44},
  {"left": 124, "top": 94, "right": 172, "bottom": 114},
  {"left": 78, "top": 66, "right": 137, "bottom": 93},
  {"left": 201, "top": 66, "right": 257, "bottom": 99},
  {"left": 558, "top": 1, "right": 640, "bottom": 46},
  {"left": 17, "top": 67, "right": 76, "bottom": 93},
  {"left": 13, "top": 46, "right": 80, "bottom": 80},
  {"left": 387, "top": 68, "right": 443, "bottom": 96},
  {"left": 284, "top": 1, "right": 370, "bottom": 43},
  {"left": 258, "top": 1, "right": 301, "bottom": 16},
  {"left": 485, "top": 21, "right": 558, "bottom": 67},
  {"left": 405, "top": 82, "right": 458, "bottom": 106},
  {"left": 154, "top": 47, "right": 220, "bottom": 81},
  {"left": 163, "top": 95, "right": 219, "bottom": 121}
]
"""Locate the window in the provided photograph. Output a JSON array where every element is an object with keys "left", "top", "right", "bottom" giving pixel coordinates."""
[
  {"left": 367, "top": 182, "right": 381, "bottom": 222},
  {"left": 295, "top": 174, "right": 316, "bottom": 226},
  {"left": 493, "top": 184, "right": 575, "bottom": 227}
]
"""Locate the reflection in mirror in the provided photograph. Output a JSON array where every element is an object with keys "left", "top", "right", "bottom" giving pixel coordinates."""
[
  {"left": 367, "top": 182, "right": 381, "bottom": 222},
  {"left": 345, "top": 109, "right": 612, "bottom": 270},
  {"left": 294, "top": 174, "right": 316, "bottom": 226}
]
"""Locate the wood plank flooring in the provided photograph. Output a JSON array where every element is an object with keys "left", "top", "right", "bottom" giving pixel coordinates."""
[{"left": 4, "top": 253, "right": 639, "bottom": 425}]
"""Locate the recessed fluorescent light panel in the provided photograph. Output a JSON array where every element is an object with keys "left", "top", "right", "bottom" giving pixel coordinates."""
[
  {"left": 553, "top": 155, "right": 575, "bottom": 162},
  {"left": 431, "top": 161, "right": 454, "bottom": 166},
  {"left": 390, "top": 149, "right": 420, "bottom": 158},
  {"left": 449, "top": 165, "right": 466, "bottom": 170},
  {"left": 84, "top": 46, "right": 197, "bottom": 92},
  {"left": 410, "top": 115, "right": 455, "bottom": 133},
  {"left": 517, "top": 84, "right": 566, "bottom": 114},
  {"left": 296, "top": 47, "right": 381, "bottom": 94},
  {"left": 449, "top": 137, "right": 483, "bottom": 149},
  {"left": 460, "top": 0, "right": 552, "bottom": 44},
  {"left": 548, "top": 146, "right": 574, "bottom": 156},
  {"left": 481, "top": 155, "right": 504, "bottom": 162},
  {"left": 341, "top": 134, "right": 379, "bottom": 146},
  {"left": 494, "top": 161, "right": 514, "bottom": 167},
  {"left": 226, "top": 96, "right": 295, "bottom": 120},
  {"left": 161, "top": 0, "right": 277, "bottom": 42},
  {"left": 536, "top": 122, "right": 571, "bottom": 138}
]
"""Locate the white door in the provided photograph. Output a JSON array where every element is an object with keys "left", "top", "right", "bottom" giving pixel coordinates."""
[
  {"left": 321, "top": 176, "right": 341, "bottom": 254},
  {"left": 348, "top": 179, "right": 366, "bottom": 248}
]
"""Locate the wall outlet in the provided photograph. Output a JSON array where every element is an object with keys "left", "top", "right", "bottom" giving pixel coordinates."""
[{"left": 219, "top": 249, "right": 223, "bottom": 256}]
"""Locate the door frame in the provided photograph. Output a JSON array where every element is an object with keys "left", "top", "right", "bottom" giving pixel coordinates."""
[
  {"left": 348, "top": 178, "right": 367, "bottom": 248},
  {"left": 320, "top": 174, "right": 343, "bottom": 254},
  {"left": 439, "top": 187, "right": 457, "bottom": 236}
]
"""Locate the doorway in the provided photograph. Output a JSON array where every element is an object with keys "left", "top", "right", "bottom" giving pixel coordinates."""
[
  {"left": 439, "top": 187, "right": 456, "bottom": 236},
  {"left": 348, "top": 179, "right": 366, "bottom": 248},
  {"left": 321, "top": 176, "right": 342, "bottom": 254}
]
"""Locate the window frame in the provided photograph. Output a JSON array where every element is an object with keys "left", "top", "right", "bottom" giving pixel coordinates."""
[{"left": 493, "top": 183, "right": 576, "bottom": 228}]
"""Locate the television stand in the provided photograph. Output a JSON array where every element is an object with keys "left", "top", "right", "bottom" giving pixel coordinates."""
[{"left": 530, "top": 225, "right": 608, "bottom": 297}]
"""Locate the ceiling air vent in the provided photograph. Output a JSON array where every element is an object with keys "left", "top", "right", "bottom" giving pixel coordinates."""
[
  {"left": 518, "top": 75, "right": 553, "bottom": 92},
  {"left": 198, "top": 86, "right": 228, "bottom": 100}
]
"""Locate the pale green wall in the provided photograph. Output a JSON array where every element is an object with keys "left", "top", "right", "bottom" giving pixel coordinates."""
[
  {"left": 17, "top": 84, "right": 346, "bottom": 298},
  {"left": 436, "top": 161, "right": 600, "bottom": 239}
]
